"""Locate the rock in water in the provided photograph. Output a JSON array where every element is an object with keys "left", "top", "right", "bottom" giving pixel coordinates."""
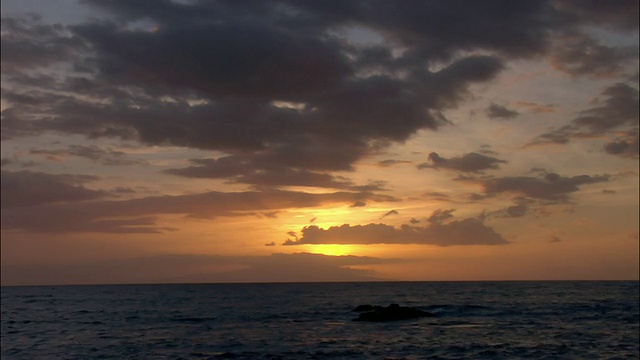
[
  {"left": 352, "top": 304, "right": 435, "bottom": 322},
  {"left": 352, "top": 304, "right": 382, "bottom": 312}
]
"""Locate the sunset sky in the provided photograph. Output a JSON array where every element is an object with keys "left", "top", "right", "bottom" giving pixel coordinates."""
[{"left": 1, "top": 0, "right": 638, "bottom": 285}]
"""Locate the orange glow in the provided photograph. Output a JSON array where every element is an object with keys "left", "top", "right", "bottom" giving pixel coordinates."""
[{"left": 304, "top": 244, "right": 357, "bottom": 256}]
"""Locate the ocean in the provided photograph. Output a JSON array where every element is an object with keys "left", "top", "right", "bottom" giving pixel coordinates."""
[{"left": 1, "top": 281, "right": 638, "bottom": 359}]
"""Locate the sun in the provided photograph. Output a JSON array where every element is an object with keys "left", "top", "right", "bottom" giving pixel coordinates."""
[{"left": 305, "top": 244, "right": 356, "bottom": 256}]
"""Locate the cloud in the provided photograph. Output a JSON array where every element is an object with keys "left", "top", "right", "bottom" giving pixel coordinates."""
[
  {"left": 1, "top": 189, "right": 397, "bottom": 233},
  {"left": 381, "top": 209, "right": 399, "bottom": 219},
  {"left": 549, "top": 31, "right": 638, "bottom": 78},
  {"left": 422, "top": 192, "right": 452, "bottom": 202},
  {"left": 427, "top": 209, "right": 456, "bottom": 224},
  {"left": 164, "top": 155, "right": 387, "bottom": 190},
  {"left": 515, "top": 101, "right": 557, "bottom": 114},
  {"left": 477, "top": 172, "right": 610, "bottom": 202},
  {"left": 30, "top": 144, "right": 147, "bottom": 166},
  {"left": 1, "top": 252, "right": 399, "bottom": 285},
  {"left": 0, "top": 15, "right": 84, "bottom": 72},
  {"left": 283, "top": 217, "right": 509, "bottom": 246},
  {"left": 0, "top": 157, "right": 36, "bottom": 168},
  {"left": 554, "top": 0, "right": 639, "bottom": 31},
  {"left": 530, "top": 83, "right": 639, "bottom": 148},
  {"left": 604, "top": 128, "right": 639, "bottom": 158},
  {"left": 486, "top": 103, "right": 520, "bottom": 119},
  {"left": 489, "top": 197, "right": 537, "bottom": 219},
  {"left": 549, "top": 236, "right": 562, "bottom": 243},
  {"left": 505, "top": 205, "right": 528, "bottom": 217},
  {"left": 573, "top": 84, "right": 639, "bottom": 132},
  {"left": 418, "top": 152, "right": 507, "bottom": 172},
  {"left": 211, "top": 252, "right": 399, "bottom": 283},
  {"left": 377, "top": 159, "right": 411, "bottom": 167},
  {"left": 0, "top": 170, "right": 106, "bottom": 209},
  {"left": 3, "top": 1, "right": 566, "bottom": 189},
  {"left": 4, "top": 1, "right": 635, "bottom": 187}
]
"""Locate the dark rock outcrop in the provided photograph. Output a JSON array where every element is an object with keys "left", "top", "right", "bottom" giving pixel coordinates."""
[
  {"left": 352, "top": 304, "right": 435, "bottom": 322},
  {"left": 352, "top": 304, "right": 382, "bottom": 312}
]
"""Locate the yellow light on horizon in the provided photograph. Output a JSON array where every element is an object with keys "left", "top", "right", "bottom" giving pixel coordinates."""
[{"left": 304, "top": 244, "right": 356, "bottom": 256}]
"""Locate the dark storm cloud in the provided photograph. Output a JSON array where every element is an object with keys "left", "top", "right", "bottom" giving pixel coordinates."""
[
  {"left": 3, "top": 0, "right": 637, "bottom": 187},
  {"left": 283, "top": 218, "right": 509, "bottom": 246},
  {"left": 529, "top": 83, "right": 639, "bottom": 149},
  {"left": 418, "top": 152, "right": 507, "bottom": 173},
  {"left": 0, "top": 170, "right": 106, "bottom": 209},
  {"left": 486, "top": 103, "right": 520, "bottom": 119},
  {"left": 0, "top": 0, "right": 547, "bottom": 187},
  {"left": 478, "top": 172, "right": 610, "bottom": 202},
  {"left": 84, "top": 0, "right": 554, "bottom": 58},
  {"left": 554, "top": 0, "right": 639, "bottom": 31},
  {"left": 0, "top": 15, "right": 84, "bottom": 71},
  {"left": 1, "top": 189, "right": 397, "bottom": 233}
]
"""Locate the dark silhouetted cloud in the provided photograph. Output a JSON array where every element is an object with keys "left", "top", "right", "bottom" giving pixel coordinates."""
[
  {"left": 1, "top": 189, "right": 397, "bottom": 233},
  {"left": 0, "top": 15, "right": 84, "bottom": 71},
  {"left": 3, "top": 0, "right": 609, "bottom": 189},
  {"left": 283, "top": 218, "right": 509, "bottom": 246},
  {"left": 1, "top": 170, "right": 106, "bottom": 209},
  {"left": 377, "top": 159, "right": 411, "bottom": 167},
  {"left": 418, "top": 152, "right": 506, "bottom": 173},
  {"left": 604, "top": 128, "right": 639, "bottom": 158},
  {"left": 381, "top": 209, "right": 399, "bottom": 219},
  {"left": 350, "top": 200, "right": 367, "bottom": 208},
  {"left": 486, "top": 103, "right": 519, "bottom": 119},
  {"left": 550, "top": 31, "right": 638, "bottom": 78},
  {"left": 427, "top": 209, "right": 456, "bottom": 224},
  {"left": 530, "top": 83, "right": 639, "bottom": 150},
  {"left": 554, "top": 0, "right": 639, "bottom": 31},
  {"left": 478, "top": 172, "right": 610, "bottom": 201},
  {"left": 164, "top": 155, "right": 386, "bottom": 190},
  {"left": 505, "top": 205, "right": 528, "bottom": 218},
  {"left": 30, "top": 145, "right": 147, "bottom": 166}
]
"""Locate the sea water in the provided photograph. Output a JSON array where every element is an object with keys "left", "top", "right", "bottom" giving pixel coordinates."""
[{"left": 1, "top": 281, "right": 638, "bottom": 359}]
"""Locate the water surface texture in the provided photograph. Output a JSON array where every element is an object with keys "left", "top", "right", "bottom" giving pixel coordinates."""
[{"left": 2, "top": 281, "right": 638, "bottom": 359}]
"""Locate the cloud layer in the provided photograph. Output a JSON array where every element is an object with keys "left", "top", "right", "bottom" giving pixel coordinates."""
[
  {"left": 284, "top": 209, "right": 509, "bottom": 246},
  {"left": 3, "top": 0, "right": 637, "bottom": 188}
]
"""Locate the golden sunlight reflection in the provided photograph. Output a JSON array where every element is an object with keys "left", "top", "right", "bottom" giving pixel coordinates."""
[{"left": 304, "top": 244, "right": 357, "bottom": 256}]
